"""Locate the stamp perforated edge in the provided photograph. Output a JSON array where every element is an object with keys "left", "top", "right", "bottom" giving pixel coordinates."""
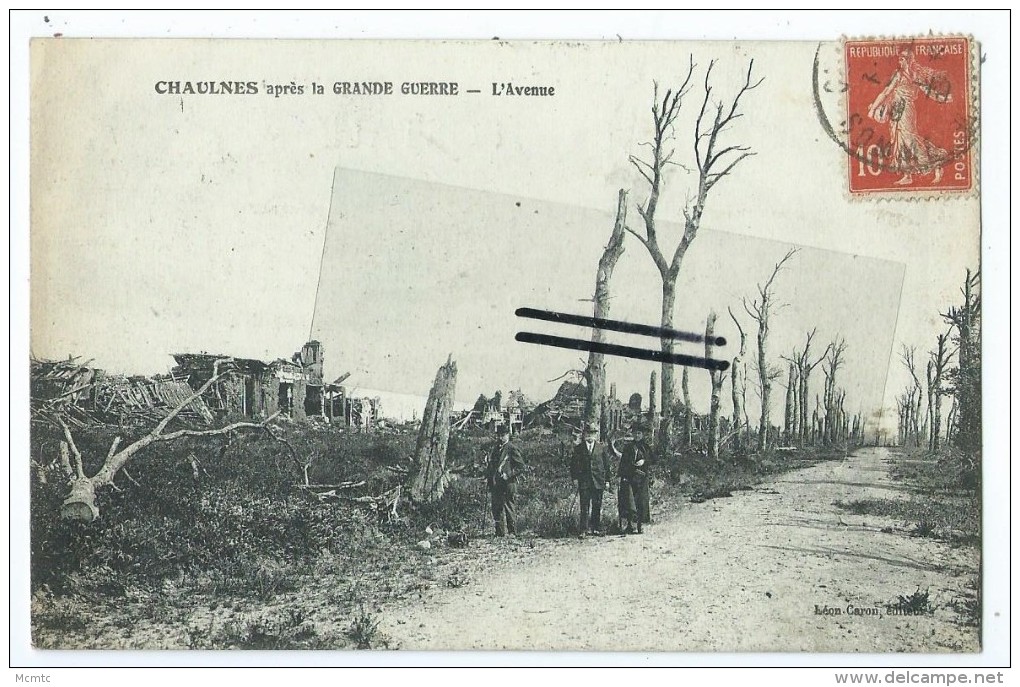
[{"left": 835, "top": 33, "right": 980, "bottom": 203}]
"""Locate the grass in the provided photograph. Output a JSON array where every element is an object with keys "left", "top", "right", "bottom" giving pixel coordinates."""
[
  {"left": 29, "top": 420, "right": 850, "bottom": 648},
  {"left": 950, "top": 579, "right": 981, "bottom": 627},
  {"left": 677, "top": 443, "right": 846, "bottom": 506},
  {"left": 834, "top": 446, "right": 980, "bottom": 546},
  {"left": 210, "top": 609, "right": 328, "bottom": 650}
]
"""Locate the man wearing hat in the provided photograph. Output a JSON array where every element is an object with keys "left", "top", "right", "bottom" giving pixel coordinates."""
[
  {"left": 485, "top": 423, "right": 526, "bottom": 537},
  {"left": 570, "top": 422, "right": 612, "bottom": 537},
  {"left": 613, "top": 420, "right": 654, "bottom": 534}
]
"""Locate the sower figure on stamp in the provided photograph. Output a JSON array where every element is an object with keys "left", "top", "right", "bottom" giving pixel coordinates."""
[
  {"left": 612, "top": 420, "right": 654, "bottom": 534},
  {"left": 867, "top": 49, "right": 953, "bottom": 186},
  {"left": 485, "top": 424, "right": 525, "bottom": 537},
  {"left": 570, "top": 422, "right": 612, "bottom": 538}
]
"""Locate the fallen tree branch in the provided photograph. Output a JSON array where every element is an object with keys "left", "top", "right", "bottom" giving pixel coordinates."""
[
  {"left": 121, "top": 467, "right": 142, "bottom": 487},
  {"left": 56, "top": 416, "right": 85, "bottom": 480},
  {"left": 295, "top": 481, "right": 366, "bottom": 490}
]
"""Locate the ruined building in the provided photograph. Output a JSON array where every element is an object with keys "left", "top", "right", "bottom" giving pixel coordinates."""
[{"left": 172, "top": 341, "right": 379, "bottom": 429}]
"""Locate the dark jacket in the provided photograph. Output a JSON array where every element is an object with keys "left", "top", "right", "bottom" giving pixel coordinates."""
[
  {"left": 485, "top": 440, "right": 525, "bottom": 488},
  {"left": 617, "top": 440, "right": 654, "bottom": 485},
  {"left": 571, "top": 440, "right": 612, "bottom": 491}
]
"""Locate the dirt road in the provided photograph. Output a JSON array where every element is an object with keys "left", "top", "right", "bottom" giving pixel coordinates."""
[{"left": 380, "top": 448, "right": 979, "bottom": 652}]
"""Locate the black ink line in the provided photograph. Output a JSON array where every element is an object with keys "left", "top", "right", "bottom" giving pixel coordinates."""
[
  {"left": 515, "top": 307, "right": 726, "bottom": 347},
  {"left": 466, "top": 89, "right": 481, "bottom": 93},
  {"left": 515, "top": 332, "right": 730, "bottom": 372}
]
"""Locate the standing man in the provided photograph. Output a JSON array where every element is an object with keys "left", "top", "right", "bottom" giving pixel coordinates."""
[
  {"left": 571, "top": 422, "right": 612, "bottom": 537},
  {"left": 613, "top": 420, "right": 654, "bottom": 534},
  {"left": 485, "top": 424, "right": 525, "bottom": 537}
]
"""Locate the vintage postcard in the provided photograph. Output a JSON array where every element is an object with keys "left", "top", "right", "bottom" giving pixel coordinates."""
[{"left": 21, "top": 30, "right": 997, "bottom": 663}]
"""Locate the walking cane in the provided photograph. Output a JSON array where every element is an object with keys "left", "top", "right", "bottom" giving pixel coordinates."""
[{"left": 482, "top": 479, "right": 489, "bottom": 535}]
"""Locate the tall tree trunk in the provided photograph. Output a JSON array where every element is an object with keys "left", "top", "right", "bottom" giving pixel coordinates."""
[
  {"left": 742, "top": 358, "right": 750, "bottom": 438},
  {"left": 932, "top": 389, "right": 943, "bottom": 451},
  {"left": 648, "top": 370, "right": 658, "bottom": 432},
  {"left": 798, "top": 371, "right": 807, "bottom": 445},
  {"left": 783, "top": 363, "right": 796, "bottom": 445},
  {"left": 926, "top": 360, "right": 936, "bottom": 452},
  {"left": 409, "top": 356, "right": 458, "bottom": 503},
  {"left": 790, "top": 366, "right": 800, "bottom": 441},
  {"left": 730, "top": 364, "right": 744, "bottom": 449},
  {"left": 913, "top": 387, "right": 923, "bottom": 447},
  {"left": 660, "top": 278, "right": 678, "bottom": 445},
  {"left": 756, "top": 325, "right": 770, "bottom": 452},
  {"left": 821, "top": 373, "right": 830, "bottom": 445},
  {"left": 681, "top": 365, "right": 693, "bottom": 448},
  {"left": 584, "top": 190, "right": 628, "bottom": 435},
  {"left": 728, "top": 307, "right": 747, "bottom": 453},
  {"left": 706, "top": 311, "right": 723, "bottom": 460},
  {"left": 946, "top": 397, "right": 958, "bottom": 446}
]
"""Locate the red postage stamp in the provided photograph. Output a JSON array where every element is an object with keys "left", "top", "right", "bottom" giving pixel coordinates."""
[{"left": 844, "top": 36, "right": 974, "bottom": 196}]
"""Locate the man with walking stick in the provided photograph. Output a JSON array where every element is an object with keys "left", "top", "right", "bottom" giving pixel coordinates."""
[{"left": 485, "top": 423, "right": 525, "bottom": 537}]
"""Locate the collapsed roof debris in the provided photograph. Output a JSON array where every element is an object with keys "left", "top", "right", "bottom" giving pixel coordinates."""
[
  {"left": 30, "top": 357, "right": 212, "bottom": 427},
  {"left": 31, "top": 342, "right": 379, "bottom": 431}
]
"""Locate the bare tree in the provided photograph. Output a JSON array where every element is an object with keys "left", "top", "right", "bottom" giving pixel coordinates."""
[
  {"left": 895, "top": 392, "right": 909, "bottom": 446},
  {"left": 45, "top": 359, "right": 278, "bottom": 522},
  {"left": 728, "top": 306, "right": 748, "bottom": 451},
  {"left": 743, "top": 249, "right": 797, "bottom": 451},
  {"left": 583, "top": 190, "right": 629, "bottom": 433},
  {"left": 627, "top": 58, "right": 763, "bottom": 446},
  {"left": 941, "top": 269, "right": 981, "bottom": 460},
  {"left": 782, "top": 329, "right": 828, "bottom": 446},
  {"left": 705, "top": 311, "right": 727, "bottom": 460},
  {"left": 926, "top": 329, "right": 954, "bottom": 451},
  {"left": 822, "top": 338, "right": 847, "bottom": 445},
  {"left": 900, "top": 345, "right": 924, "bottom": 447}
]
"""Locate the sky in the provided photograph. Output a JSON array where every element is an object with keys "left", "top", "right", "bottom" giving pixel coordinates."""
[
  {"left": 29, "top": 38, "right": 980, "bottom": 433},
  {"left": 312, "top": 169, "right": 903, "bottom": 425}
]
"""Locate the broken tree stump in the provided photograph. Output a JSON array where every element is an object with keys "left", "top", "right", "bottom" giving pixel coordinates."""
[
  {"left": 408, "top": 356, "right": 458, "bottom": 503},
  {"left": 61, "top": 478, "right": 100, "bottom": 522}
]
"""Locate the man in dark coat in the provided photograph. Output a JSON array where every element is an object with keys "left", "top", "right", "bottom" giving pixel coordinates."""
[
  {"left": 485, "top": 424, "right": 525, "bottom": 537},
  {"left": 570, "top": 422, "right": 612, "bottom": 537},
  {"left": 613, "top": 421, "right": 654, "bottom": 534}
]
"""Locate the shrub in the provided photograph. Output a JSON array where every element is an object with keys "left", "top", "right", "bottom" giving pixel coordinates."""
[
  {"left": 346, "top": 607, "right": 384, "bottom": 649},
  {"left": 890, "top": 587, "right": 931, "bottom": 615},
  {"left": 210, "top": 609, "right": 322, "bottom": 650}
]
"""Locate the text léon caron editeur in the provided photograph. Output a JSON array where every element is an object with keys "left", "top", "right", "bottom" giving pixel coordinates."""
[{"left": 153, "top": 80, "right": 556, "bottom": 98}]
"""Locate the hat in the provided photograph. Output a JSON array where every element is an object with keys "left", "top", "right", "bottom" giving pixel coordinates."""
[{"left": 584, "top": 422, "right": 600, "bottom": 435}]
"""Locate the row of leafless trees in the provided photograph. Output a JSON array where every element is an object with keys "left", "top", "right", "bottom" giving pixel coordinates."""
[
  {"left": 779, "top": 331, "right": 865, "bottom": 449},
  {"left": 692, "top": 256, "right": 866, "bottom": 460},
  {"left": 586, "top": 56, "right": 867, "bottom": 461},
  {"left": 895, "top": 270, "right": 981, "bottom": 467}
]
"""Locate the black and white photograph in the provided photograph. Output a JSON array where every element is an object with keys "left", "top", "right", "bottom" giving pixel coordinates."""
[{"left": 10, "top": 11, "right": 1009, "bottom": 676}]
